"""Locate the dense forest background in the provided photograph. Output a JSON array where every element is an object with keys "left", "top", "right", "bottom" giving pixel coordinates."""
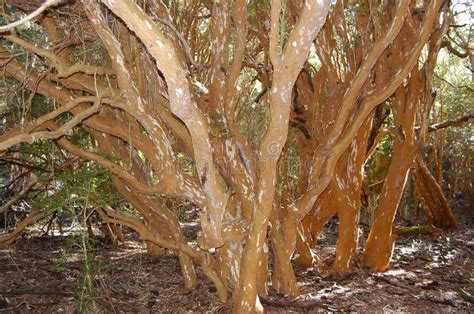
[{"left": 0, "top": 0, "right": 472, "bottom": 312}]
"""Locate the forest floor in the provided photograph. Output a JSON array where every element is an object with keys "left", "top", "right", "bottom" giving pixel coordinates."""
[{"left": 0, "top": 200, "right": 473, "bottom": 313}]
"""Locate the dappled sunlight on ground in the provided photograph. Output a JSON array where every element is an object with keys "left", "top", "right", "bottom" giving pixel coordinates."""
[{"left": 0, "top": 206, "right": 472, "bottom": 312}]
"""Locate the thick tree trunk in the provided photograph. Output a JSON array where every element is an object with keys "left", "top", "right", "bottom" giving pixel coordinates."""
[
  {"left": 333, "top": 196, "right": 360, "bottom": 272},
  {"left": 294, "top": 188, "right": 337, "bottom": 268},
  {"left": 414, "top": 158, "right": 457, "bottom": 230},
  {"left": 363, "top": 141, "right": 415, "bottom": 271},
  {"left": 270, "top": 210, "right": 300, "bottom": 296},
  {"left": 333, "top": 118, "right": 371, "bottom": 272}
]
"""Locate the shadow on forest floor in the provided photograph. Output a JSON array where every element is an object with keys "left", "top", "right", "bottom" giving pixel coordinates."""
[{"left": 0, "top": 201, "right": 473, "bottom": 313}]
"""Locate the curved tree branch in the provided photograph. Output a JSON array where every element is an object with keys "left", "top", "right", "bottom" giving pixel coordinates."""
[
  {"left": 0, "top": 210, "right": 45, "bottom": 249},
  {"left": 0, "top": 0, "right": 62, "bottom": 32},
  {"left": 0, "top": 96, "right": 101, "bottom": 151}
]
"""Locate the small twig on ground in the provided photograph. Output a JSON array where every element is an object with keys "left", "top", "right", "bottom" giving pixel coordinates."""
[
  {"left": 258, "top": 294, "right": 353, "bottom": 311},
  {"left": 0, "top": 301, "right": 27, "bottom": 312},
  {"left": 7, "top": 252, "right": 27, "bottom": 281},
  {"left": 4, "top": 289, "right": 74, "bottom": 296},
  {"left": 372, "top": 274, "right": 417, "bottom": 293},
  {"left": 322, "top": 272, "right": 358, "bottom": 282},
  {"left": 422, "top": 295, "right": 456, "bottom": 307},
  {"left": 457, "top": 288, "right": 474, "bottom": 304},
  {"left": 98, "top": 277, "right": 118, "bottom": 314}
]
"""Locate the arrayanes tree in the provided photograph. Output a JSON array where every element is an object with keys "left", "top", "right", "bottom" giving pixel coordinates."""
[{"left": 0, "top": 0, "right": 469, "bottom": 312}]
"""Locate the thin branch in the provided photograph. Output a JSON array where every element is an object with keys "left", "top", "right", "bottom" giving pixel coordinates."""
[
  {"left": 51, "top": 128, "right": 179, "bottom": 197},
  {"left": 153, "top": 17, "right": 198, "bottom": 69},
  {"left": 434, "top": 73, "right": 474, "bottom": 92},
  {"left": 0, "top": 157, "right": 49, "bottom": 172},
  {"left": 4, "top": 34, "right": 115, "bottom": 78},
  {"left": 427, "top": 113, "right": 474, "bottom": 132},
  {"left": 0, "top": 96, "right": 101, "bottom": 151},
  {"left": 0, "top": 176, "right": 40, "bottom": 215},
  {"left": 98, "top": 206, "right": 228, "bottom": 301},
  {"left": 0, "top": 0, "right": 63, "bottom": 32},
  {"left": 441, "top": 39, "right": 469, "bottom": 58},
  {"left": 52, "top": 36, "right": 96, "bottom": 53},
  {"left": 0, "top": 157, "right": 77, "bottom": 215},
  {"left": 365, "top": 127, "right": 396, "bottom": 161}
]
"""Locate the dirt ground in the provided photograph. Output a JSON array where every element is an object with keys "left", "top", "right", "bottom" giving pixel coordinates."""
[{"left": 0, "top": 202, "right": 473, "bottom": 313}]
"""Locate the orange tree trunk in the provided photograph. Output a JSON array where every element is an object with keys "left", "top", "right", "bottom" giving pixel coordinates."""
[
  {"left": 333, "top": 117, "right": 372, "bottom": 272},
  {"left": 363, "top": 68, "right": 420, "bottom": 271},
  {"left": 232, "top": 2, "right": 331, "bottom": 312},
  {"left": 294, "top": 188, "right": 336, "bottom": 268},
  {"left": 414, "top": 158, "right": 457, "bottom": 230},
  {"left": 362, "top": 139, "right": 415, "bottom": 271}
]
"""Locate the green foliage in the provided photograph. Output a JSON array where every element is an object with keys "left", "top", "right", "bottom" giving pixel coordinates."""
[
  {"left": 75, "top": 237, "right": 105, "bottom": 312},
  {"left": 0, "top": 166, "right": 8, "bottom": 187},
  {"left": 247, "top": 1, "right": 270, "bottom": 27},
  {"left": 70, "top": 42, "right": 111, "bottom": 67},
  {"left": 351, "top": 2, "right": 367, "bottom": 15},
  {"left": 0, "top": 80, "right": 58, "bottom": 133},
  {"left": 364, "top": 108, "right": 395, "bottom": 185},
  {"left": 432, "top": 51, "right": 473, "bottom": 195},
  {"left": 35, "top": 159, "right": 120, "bottom": 216},
  {"left": 47, "top": 167, "right": 113, "bottom": 312},
  {"left": 177, "top": 151, "right": 198, "bottom": 177},
  {"left": 53, "top": 234, "right": 108, "bottom": 312},
  {"left": 238, "top": 80, "right": 270, "bottom": 150}
]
